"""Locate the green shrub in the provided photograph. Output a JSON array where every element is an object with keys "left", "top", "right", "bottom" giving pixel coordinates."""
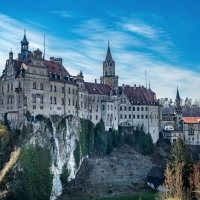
[
  {"left": 13, "top": 144, "right": 53, "bottom": 200},
  {"left": 74, "top": 140, "right": 81, "bottom": 168},
  {"left": 61, "top": 164, "right": 70, "bottom": 186}
]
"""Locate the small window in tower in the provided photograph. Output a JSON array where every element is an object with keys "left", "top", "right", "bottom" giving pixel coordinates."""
[{"left": 110, "top": 63, "right": 112, "bottom": 66}]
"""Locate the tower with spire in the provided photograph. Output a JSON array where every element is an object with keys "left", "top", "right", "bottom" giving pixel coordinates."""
[
  {"left": 100, "top": 41, "right": 118, "bottom": 89},
  {"left": 175, "top": 87, "right": 182, "bottom": 130},
  {"left": 20, "top": 29, "right": 29, "bottom": 60}
]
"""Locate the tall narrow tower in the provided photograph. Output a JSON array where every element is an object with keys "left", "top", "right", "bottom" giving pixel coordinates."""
[
  {"left": 21, "top": 29, "right": 29, "bottom": 60},
  {"left": 175, "top": 87, "right": 182, "bottom": 130},
  {"left": 100, "top": 41, "right": 118, "bottom": 89}
]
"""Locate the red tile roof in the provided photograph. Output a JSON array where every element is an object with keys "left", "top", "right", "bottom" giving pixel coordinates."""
[
  {"left": 118, "top": 86, "right": 158, "bottom": 105},
  {"left": 85, "top": 82, "right": 112, "bottom": 95},
  {"left": 44, "top": 60, "right": 70, "bottom": 82},
  {"left": 182, "top": 117, "right": 200, "bottom": 124}
]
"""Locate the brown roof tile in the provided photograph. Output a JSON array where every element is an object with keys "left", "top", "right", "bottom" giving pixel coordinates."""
[
  {"left": 119, "top": 86, "right": 158, "bottom": 105},
  {"left": 85, "top": 82, "right": 112, "bottom": 95},
  {"left": 182, "top": 117, "right": 200, "bottom": 124}
]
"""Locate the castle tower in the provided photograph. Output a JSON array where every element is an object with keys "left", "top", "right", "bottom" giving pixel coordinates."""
[
  {"left": 100, "top": 41, "right": 118, "bottom": 89},
  {"left": 9, "top": 48, "right": 13, "bottom": 65},
  {"left": 175, "top": 87, "right": 182, "bottom": 130},
  {"left": 20, "top": 29, "right": 29, "bottom": 60}
]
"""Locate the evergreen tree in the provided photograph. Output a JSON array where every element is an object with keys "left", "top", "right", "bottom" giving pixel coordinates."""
[{"left": 168, "top": 137, "right": 193, "bottom": 187}]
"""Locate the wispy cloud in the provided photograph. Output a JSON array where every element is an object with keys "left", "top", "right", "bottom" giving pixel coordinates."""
[
  {"left": 51, "top": 10, "right": 79, "bottom": 18},
  {"left": 0, "top": 13, "right": 199, "bottom": 102}
]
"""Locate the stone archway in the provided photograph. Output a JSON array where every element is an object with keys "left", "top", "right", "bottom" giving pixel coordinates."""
[{"left": 119, "top": 121, "right": 132, "bottom": 127}]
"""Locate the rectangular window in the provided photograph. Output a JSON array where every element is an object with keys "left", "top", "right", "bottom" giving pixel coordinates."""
[
  {"left": 146, "top": 115, "right": 148, "bottom": 119},
  {"left": 90, "top": 115, "right": 92, "bottom": 120},
  {"left": 40, "top": 83, "right": 43, "bottom": 90},
  {"left": 129, "top": 114, "right": 131, "bottom": 119},
  {"left": 40, "top": 106, "right": 43, "bottom": 110},
  {"left": 137, "top": 115, "right": 140, "bottom": 119},
  {"left": 19, "top": 82, "right": 21, "bottom": 88},
  {"left": 62, "top": 98, "right": 64, "bottom": 105},
  {"left": 133, "top": 107, "right": 135, "bottom": 111},
  {"left": 146, "top": 107, "right": 148, "bottom": 111},
  {"left": 33, "top": 105, "right": 36, "bottom": 109},
  {"left": 141, "top": 115, "right": 144, "bottom": 119},
  {"left": 120, "top": 114, "right": 122, "bottom": 119},
  {"left": 137, "top": 107, "right": 139, "bottom": 111},
  {"left": 1, "top": 98, "right": 3, "bottom": 105},
  {"left": 129, "top": 107, "right": 131, "bottom": 111},
  {"left": 68, "top": 98, "right": 70, "bottom": 105},
  {"left": 96, "top": 115, "right": 98, "bottom": 120},
  {"left": 62, "top": 87, "right": 64, "bottom": 93},
  {"left": 108, "top": 105, "right": 109, "bottom": 110},
  {"left": 125, "top": 115, "right": 127, "bottom": 119},
  {"left": 50, "top": 96, "right": 52, "bottom": 104},
  {"left": 120, "top": 106, "right": 122, "bottom": 111},
  {"left": 68, "top": 88, "right": 70, "bottom": 94},
  {"left": 103, "top": 105, "right": 105, "bottom": 110},
  {"left": 73, "top": 99, "right": 74, "bottom": 106},
  {"left": 96, "top": 105, "right": 98, "bottom": 111},
  {"left": 111, "top": 105, "right": 113, "bottom": 110},
  {"left": 81, "top": 102, "right": 83, "bottom": 108},
  {"left": 141, "top": 107, "right": 144, "bottom": 111},
  {"left": 50, "top": 85, "right": 52, "bottom": 91},
  {"left": 32, "top": 95, "right": 36, "bottom": 103},
  {"left": 40, "top": 95, "right": 43, "bottom": 103},
  {"left": 18, "top": 95, "right": 21, "bottom": 103},
  {"left": 11, "top": 83, "right": 13, "bottom": 90},
  {"left": 133, "top": 115, "right": 135, "bottom": 119},
  {"left": 54, "top": 97, "right": 56, "bottom": 104},
  {"left": 7, "top": 84, "right": 9, "bottom": 91},
  {"left": 54, "top": 85, "right": 56, "bottom": 92},
  {"left": 124, "top": 107, "right": 126, "bottom": 111},
  {"left": 33, "top": 82, "right": 36, "bottom": 89},
  {"left": 73, "top": 89, "right": 74, "bottom": 94}
]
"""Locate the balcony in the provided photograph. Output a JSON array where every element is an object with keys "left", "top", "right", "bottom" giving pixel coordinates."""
[{"left": 15, "top": 87, "right": 22, "bottom": 94}]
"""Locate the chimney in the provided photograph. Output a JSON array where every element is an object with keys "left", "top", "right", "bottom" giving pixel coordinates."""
[
  {"left": 18, "top": 53, "right": 21, "bottom": 60},
  {"left": 50, "top": 57, "right": 54, "bottom": 62}
]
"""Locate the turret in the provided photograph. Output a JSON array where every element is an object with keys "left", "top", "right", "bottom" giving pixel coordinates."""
[{"left": 20, "top": 29, "right": 29, "bottom": 60}]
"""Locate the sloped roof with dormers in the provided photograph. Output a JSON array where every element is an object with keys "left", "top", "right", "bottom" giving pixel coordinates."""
[
  {"left": 44, "top": 60, "right": 71, "bottom": 82},
  {"left": 85, "top": 82, "right": 112, "bottom": 95},
  {"left": 118, "top": 86, "right": 158, "bottom": 106}
]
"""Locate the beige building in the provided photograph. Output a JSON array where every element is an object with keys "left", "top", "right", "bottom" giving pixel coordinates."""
[{"left": 0, "top": 32, "right": 160, "bottom": 142}]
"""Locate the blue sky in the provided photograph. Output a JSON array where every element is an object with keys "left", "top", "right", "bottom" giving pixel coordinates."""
[{"left": 0, "top": 0, "right": 200, "bottom": 102}]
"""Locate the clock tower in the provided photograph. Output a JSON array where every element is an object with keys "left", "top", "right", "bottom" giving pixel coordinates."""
[
  {"left": 100, "top": 41, "right": 118, "bottom": 90},
  {"left": 175, "top": 87, "right": 182, "bottom": 130}
]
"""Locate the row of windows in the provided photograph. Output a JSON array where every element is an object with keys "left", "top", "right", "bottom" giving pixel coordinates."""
[
  {"left": 90, "top": 115, "right": 99, "bottom": 120},
  {"left": 120, "top": 106, "right": 149, "bottom": 112},
  {"left": 2, "top": 95, "right": 22, "bottom": 104},
  {"left": 2, "top": 82, "right": 21, "bottom": 92},
  {"left": 33, "top": 82, "right": 44, "bottom": 90},
  {"left": 50, "top": 85, "right": 77, "bottom": 94},
  {"left": 119, "top": 114, "right": 158, "bottom": 119},
  {"left": 188, "top": 128, "right": 195, "bottom": 135}
]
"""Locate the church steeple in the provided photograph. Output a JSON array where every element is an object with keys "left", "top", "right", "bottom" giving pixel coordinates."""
[
  {"left": 100, "top": 41, "right": 118, "bottom": 88},
  {"left": 176, "top": 87, "right": 180, "bottom": 100},
  {"left": 105, "top": 40, "right": 113, "bottom": 62},
  {"left": 20, "top": 29, "right": 29, "bottom": 60}
]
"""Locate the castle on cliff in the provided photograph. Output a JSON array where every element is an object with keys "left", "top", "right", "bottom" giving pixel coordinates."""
[{"left": 0, "top": 31, "right": 199, "bottom": 145}]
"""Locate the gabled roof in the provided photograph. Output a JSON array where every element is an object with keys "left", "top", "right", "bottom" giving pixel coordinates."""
[
  {"left": 118, "top": 86, "right": 158, "bottom": 106},
  {"left": 44, "top": 60, "right": 70, "bottom": 82},
  {"left": 182, "top": 117, "right": 200, "bottom": 124},
  {"left": 85, "top": 82, "right": 112, "bottom": 95}
]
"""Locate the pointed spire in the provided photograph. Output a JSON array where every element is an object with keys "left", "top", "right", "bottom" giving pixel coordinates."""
[
  {"left": 105, "top": 40, "right": 113, "bottom": 61},
  {"left": 149, "top": 81, "right": 151, "bottom": 90},
  {"left": 22, "top": 29, "right": 29, "bottom": 43},
  {"left": 176, "top": 87, "right": 181, "bottom": 100}
]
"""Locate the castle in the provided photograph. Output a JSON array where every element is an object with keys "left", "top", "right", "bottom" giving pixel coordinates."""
[{"left": 0, "top": 32, "right": 199, "bottom": 145}]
